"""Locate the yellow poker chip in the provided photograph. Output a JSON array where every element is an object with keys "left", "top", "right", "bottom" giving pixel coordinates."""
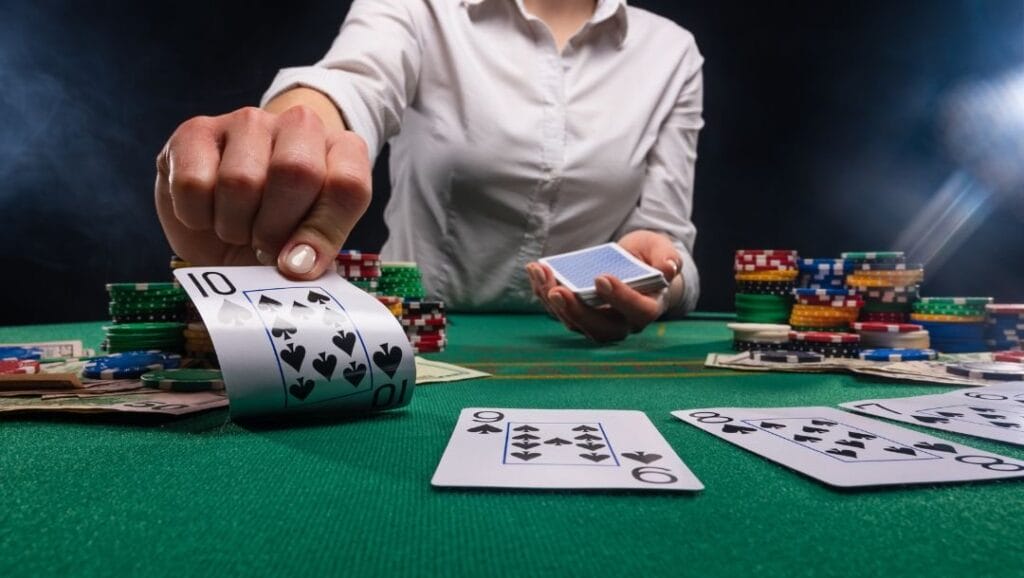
[
  {"left": 789, "top": 315, "right": 855, "bottom": 325},
  {"left": 735, "top": 270, "right": 799, "bottom": 282},
  {"left": 909, "top": 313, "right": 986, "bottom": 323},
  {"left": 845, "top": 274, "right": 924, "bottom": 287},
  {"left": 791, "top": 305, "right": 860, "bottom": 316}
]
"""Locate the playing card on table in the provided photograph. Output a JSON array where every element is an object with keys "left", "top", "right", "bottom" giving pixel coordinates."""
[
  {"left": 432, "top": 408, "right": 702, "bottom": 491},
  {"left": 673, "top": 406, "right": 1024, "bottom": 488},
  {"left": 173, "top": 266, "right": 415, "bottom": 419},
  {"left": 539, "top": 243, "right": 667, "bottom": 306},
  {"left": 841, "top": 382, "right": 1024, "bottom": 447}
]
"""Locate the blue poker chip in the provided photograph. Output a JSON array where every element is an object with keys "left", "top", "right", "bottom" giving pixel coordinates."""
[
  {"left": 792, "top": 288, "right": 858, "bottom": 297},
  {"left": 0, "top": 346, "right": 43, "bottom": 360},
  {"left": 82, "top": 351, "right": 182, "bottom": 380},
  {"left": 858, "top": 348, "right": 938, "bottom": 362}
]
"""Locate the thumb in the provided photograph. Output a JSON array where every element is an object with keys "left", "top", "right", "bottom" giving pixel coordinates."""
[{"left": 277, "top": 131, "right": 372, "bottom": 279}]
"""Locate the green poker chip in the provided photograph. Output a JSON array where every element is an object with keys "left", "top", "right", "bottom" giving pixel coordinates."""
[
  {"left": 141, "top": 368, "right": 225, "bottom": 392},
  {"left": 918, "top": 297, "right": 994, "bottom": 307},
  {"left": 103, "top": 322, "right": 186, "bottom": 335}
]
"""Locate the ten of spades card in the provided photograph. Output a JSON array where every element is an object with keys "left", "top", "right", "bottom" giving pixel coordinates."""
[
  {"left": 432, "top": 408, "right": 703, "bottom": 491},
  {"left": 174, "top": 266, "right": 415, "bottom": 419},
  {"left": 673, "top": 406, "right": 1024, "bottom": 488}
]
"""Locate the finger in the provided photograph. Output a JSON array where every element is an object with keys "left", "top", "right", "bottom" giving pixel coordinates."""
[
  {"left": 253, "top": 106, "right": 327, "bottom": 257},
  {"left": 535, "top": 264, "right": 586, "bottom": 333},
  {"left": 637, "top": 237, "right": 682, "bottom": 281},
  {"left": 548, "top": 286, "right": 626, "bottom": 342},
  {"left": 212, "top": 108, "right": 272, "bottom": 245},
  {"left": 160, "top": 116, "right": 222, "bottom": 230},
  {"left": 594, "top": 275, "right": 663, "bottom": 332},
  {"left": 278, "top": 131, "right": 372, "bottom": 279},
  {"left": 527, "top": 264, "right": 578, "bottom": 330}
]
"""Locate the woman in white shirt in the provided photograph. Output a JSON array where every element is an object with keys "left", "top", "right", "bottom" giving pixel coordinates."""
[{"left": 155, "top": 0, "right": 703, "bottom": 342}]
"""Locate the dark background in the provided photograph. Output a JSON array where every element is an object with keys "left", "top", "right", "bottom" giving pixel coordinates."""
[{"left": 1, "top": 0, "right": 1022, "bottom": 325}]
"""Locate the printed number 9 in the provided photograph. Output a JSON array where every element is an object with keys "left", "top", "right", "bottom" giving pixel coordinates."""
[
  {"left": 631, "top": 466, "right": 678, "bottom": 484},
  {"left": 473, "top": 411, "right": 504, "bottom": 423}
]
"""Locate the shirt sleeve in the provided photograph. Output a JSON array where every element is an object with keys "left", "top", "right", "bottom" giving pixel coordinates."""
[
  {"left": 260, "top": 0, "right": 424, "bottom": 159},
  {"left": 613, "top": 48, "right": 704, "bottom": 317}
]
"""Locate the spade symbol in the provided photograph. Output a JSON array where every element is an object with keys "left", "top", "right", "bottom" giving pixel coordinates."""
[
  {"left": 257, "top": 295, "right": 283, "bottom": 312},
  {"left": 512, "top": 433, "right": 539, "bottom": 441},
  {"left": 322, "top": 308, "right": 347, "bottom": 328},
  {"left": 794, "top": 435, "right": 822, "bottom": 443},
  {"left": 812, "top": 420, "right": 838, "bottom": 426},
  {"left": 979, "top": 413, "right": 1006, "bottom": 420},
  {"left": 836, "top": 439, "right": 865, "bottom": 449},
  {"left": 307, "top": 290, "right": 330, "bottom": 305},
  {"left": 332, "top": 331, "right": 356, "bottom": 355},
  {"left": 579, "top": 453, "right": 610, "bottom": 463},
  {"left": 970, "top": 407, "right": 996, "bottom": 413},
  {"left": 992, "top": 422, "right": 1021, "bottom": 429},
  {"left": 343, "top": 361, "right": 367, "bottom": 387},
  {"left": 312, "top": 352, "right": 338, "bottom": 380},
  {"left": 289, "top": 377, "right": 315, "bottom": 401},
  {"left": 279, "top": 343, "right": 306, "bottom": 371},
  {"left": 467, "top": 424, "right": 502, "bottom": 434},
  {"left": 544, "top": 438, "right": 571, "bottom": 446},
  {"left": 373, "top": 343, "right": 403, "bottom": 378},
  {"left": 577, "top": 442, "right": 605, "bottom": 451},
  {"left": 913, "top": 415, "right": 949, "bottom": 424},
  {"left": 514, "top": 425, "right": 539, "bottom": 432},
  {"left": 512, "top": 442, "right": 540, "bottom": 450},
  {"left": 914, "top": 442, "right": 957, "bottom": 454},
  {"left": 760, "top": 422, "right": 786, "bottom": 429},
  {"left": 291, "top": 301, "right": 313, "bottom": 319},
  {"left": 803, "top": 426, "right": 829, "bottom": 434},
  {"left": 884, "top": 446, "right": 917, "bottom": 456},
  {"left": 511, "top": 451, "right": 541, "bottom": 461},
  {"left": 572, "top": 425, "right": 598, "bottom": 432},
  {"left": 937, "top": 412, "right": 964, "bottom": 418},
  {"left": 271, "top": 317, "right": 298, "bottom": 340},
  {"left": 848, "top": 432, "right": 877, "bottom": 440},
  {"left": 723, "top": 424, "right": 756, "bottom": 434},
  {"left": 827, "top": 448, "right": 858, "bottom": 458},
  {"left": 217, "top": 300, "right": 252, "bottom": 326},
  {"left": 622, "top": 451, "right": 662, "bottom": 464}
]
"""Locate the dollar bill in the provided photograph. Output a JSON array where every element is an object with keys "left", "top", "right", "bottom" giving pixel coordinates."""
[
  {"left": 415, "top": 357, "right": 490, "bottom": 384},
  {"left": 0, "top": 339, "right": 87, "bottom": 358},
  {"left": 0, "top": 390, "right": 227, "bottom": 415}
]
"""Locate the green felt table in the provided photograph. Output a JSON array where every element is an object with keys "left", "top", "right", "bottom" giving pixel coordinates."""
[{"left": 2, "top": 314, "right": 1023, "bottom": 578}]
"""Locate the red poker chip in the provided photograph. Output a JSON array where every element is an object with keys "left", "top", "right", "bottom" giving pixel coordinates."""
[
  {"left": 0, "top": 359, "right": 40, "bottom": 374},
  {"left": 789, "top": 331, "right": 860, "bottom": 344},
  {"left": 986, "top": 304, "right": 1024, "bottom": 314},
  {"left": 735, "top": 253, "right": 797, "bottom": 264},
  {"left": 850, "top": 322, "right": 923, "bottom": 333},
  {"left": 734, "top": 263, "right": 797, "bottom": 272},
  {"left": 796, "top": 297, "right": 864, "bottom": 308},
  {"left": 993, "top": 351, "right": 1024, "bottom": 363},
  {"left": 400, "top": 317, "right": 446, "bottom": 327},
  {"left": 735, "top": 250, "right": 798, "bottom": 258}
]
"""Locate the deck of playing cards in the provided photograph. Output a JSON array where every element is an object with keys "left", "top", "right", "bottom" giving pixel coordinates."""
[{"left": 539, "top": 243, "right": 668, "bottom": 306}]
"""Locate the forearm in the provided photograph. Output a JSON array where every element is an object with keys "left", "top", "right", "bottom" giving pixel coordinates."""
[{"left": 264, "top": 87, "right": 348, "bottom": 133}]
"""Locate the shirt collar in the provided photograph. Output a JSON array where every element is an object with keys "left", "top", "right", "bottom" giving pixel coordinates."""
[{"left": 463, "top": 0, "right": 629, "bottom": 48}]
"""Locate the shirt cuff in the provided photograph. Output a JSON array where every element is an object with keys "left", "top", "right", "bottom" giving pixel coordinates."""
[
  {"left": 260, "top": 66, "right": 382, "bottom": 158},
  {"left": 666, "top": 243, "right": 700, "bottom": 318}
]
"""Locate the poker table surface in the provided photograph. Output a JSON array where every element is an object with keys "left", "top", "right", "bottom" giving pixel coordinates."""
[{"left": 2, "top": 313, "right": 1022, "bottom": 578}]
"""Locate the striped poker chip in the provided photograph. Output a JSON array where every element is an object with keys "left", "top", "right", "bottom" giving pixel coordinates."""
[
  {"left": 946, "top": 361, "right": 1024, "bottom": 381},
  {"left": 993, "top": 351, "right": 1024, "bottom": 363},
  {"left": 400, "top": 316, "right": 446, "bottom": 327},
  {"left": 735, "top": 249, "right": 798, "bottom": 258},
  {"left": 851, "top": 322, "right": 923, "bottom": 333},
  {"left": 920, "top": 296, "right": 993, "bottom": 306},
  {"left": 986, "top": 304, "right": 1024, "bottom": 314},
  {"left": 750, "top": 350, "right": 823, "bottom": 363},
  {"left": 734, "top": 263, "right": 796, "bottom": 272},
  {"left": 859, "top": 348, "right": 937, "bottom": 362},
  {"left": 336, "top": 250, "right": 379, "bottom": 261},
  {"left": 788, "top": 331, "right": 860, "bottom": 344},
  {"left": 0, "top": 358, "right": 41, "bottom": 374}
]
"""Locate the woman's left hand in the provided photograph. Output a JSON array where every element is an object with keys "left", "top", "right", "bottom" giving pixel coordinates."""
[{"left": 526, "top": 231, "right": 683, "bottom": 342}]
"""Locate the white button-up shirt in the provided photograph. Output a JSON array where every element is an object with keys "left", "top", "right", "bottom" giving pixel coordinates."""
[{"left": 262, "top": 0, "right": 704, "bottom": 314}]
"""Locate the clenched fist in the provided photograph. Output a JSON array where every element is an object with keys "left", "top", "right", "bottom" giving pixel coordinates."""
[{"left": 155, "top": 91, "right": 371, "bottom": 279}]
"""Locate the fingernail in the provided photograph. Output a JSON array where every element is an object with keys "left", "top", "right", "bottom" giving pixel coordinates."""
[
  {"left": 254, "top": 248, "right": 273, "bottom": 266},
  {"left": 284, "top": 244, "right": 316, "bottom": 274},
  {"left": 595, "top": 276, "right": 612, "bottom": 294},
  {"left": 550, "top": 293, "right": 565, "bottom": 309},
  {"left": 665, "top": 259, "right": 680, "bottom": 277}
]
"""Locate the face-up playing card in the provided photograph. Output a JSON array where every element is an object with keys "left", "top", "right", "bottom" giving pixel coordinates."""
[
  {"left": 538, "top": 243, "right": 667, "bottom": 306},
  {"left": 432, "top": 408, "right": 703, "bottom": 491},
  {"left": 174, "top": 266, "right": 415, "bottom": 419},
  {"left": 673, "top": 406, "right": 1024, "bottom": 488},
  {"left": 841, "top": 382, "right": 1024, "bottom": 446}
]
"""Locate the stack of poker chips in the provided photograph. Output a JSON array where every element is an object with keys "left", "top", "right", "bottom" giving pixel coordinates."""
[
  {"left": 787, "top": 331, "right": 861, "bottom": 359},
  {"left": 788, "top": 288, "right": 863, "bottom": 332},
  {"left": 850, "top": 321, "right": 930, "bottom": 350},
  {"left": 103, "top": 283, "right": 187, "bottom": 353},
  {"left": 170, "top": 256, "right": 219, "bottom": 368},
  {"left": 401, "top": 299, "right": 447, "bottom": 354},
  {"left": 733, "top": 250, "right": 797, "bottom": 323},
  {"left": 335, "top": 250, "right": 381, "bottom": 295},
  {"left": 910, "top": 297, "right": 991, "bottom": 353},
  {"left": 842, "top": 251, "right": 922, "bottom": 323},
  {"left": 379, "top": 262, "right": 426, "bottom": 299},
  {"left": 727, "top": 323, "right": 791, "bottom": 352},
  {"left": 797, "top": 258, "right": 849, "bottom": 289},
  {"left": 985, "top": 304, "right": 1024, "bottom": 351}
]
